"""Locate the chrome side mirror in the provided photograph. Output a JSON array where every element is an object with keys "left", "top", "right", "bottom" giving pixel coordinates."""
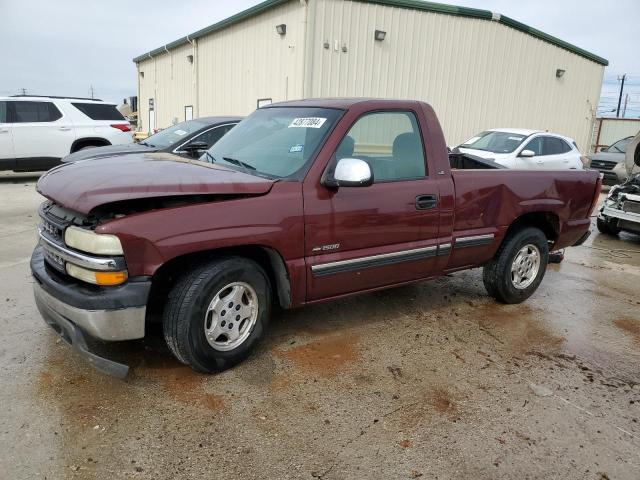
[
  {"left": 324, "top": 158, "right": 373, "bottom": 188},
  {"left": 519, "top": 149, "right": 535, "bottom": 158}
]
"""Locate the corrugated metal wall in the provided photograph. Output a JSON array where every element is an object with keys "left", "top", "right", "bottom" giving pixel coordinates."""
[
  {"left": 309, "top": 0, "right": 605, "bottom": 152},
  {"left": 592, "top": 118, "right": 640, "bottom": 152},
  {"left": 137, "top": 43, "right": 197, "bottom": 133},
  {"left": 137, "top": 0, "right": 305, "bottom": 133}
]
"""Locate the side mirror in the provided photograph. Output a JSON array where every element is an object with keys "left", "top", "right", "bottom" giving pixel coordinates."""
[
  {"left": 180, "top": 141, "right": 209, "bottom": 158},
  {"left": 323, "top": 158, "right": 373, "bottom": 188},
  {"left": 519, "top": 149, "right": 535, "bottom": 158}
]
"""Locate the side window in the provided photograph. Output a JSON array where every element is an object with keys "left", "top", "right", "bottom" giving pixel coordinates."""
[
  {"left": 9, "top": 101, "right": 62, "bottom": 123},
  {"left": 543, "top": 137, "right": 570, "bottom": 155},
  {"left": 335, "top": 111, "right": 426, "bottom": 182},
  {"left": 0, "top": 102, "right": 6, "bottom": 123},
  {"left": 192, "top": 124, "right": 235, "bottom": 149},
  {"left": 523, "top": 137, "right": 544, "bottom": 156}
]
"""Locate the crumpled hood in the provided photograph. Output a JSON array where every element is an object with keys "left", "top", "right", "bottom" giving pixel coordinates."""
[
  {"left": 62, "top": 143, "right": 155, "bottom": 163},
  {"left": 37, "top": 152, "right": 276, "bottom": 214}
]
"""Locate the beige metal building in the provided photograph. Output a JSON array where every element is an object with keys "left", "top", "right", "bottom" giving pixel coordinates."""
[{"left": 133, "top": 0, "right": 608, "bottom": 151}]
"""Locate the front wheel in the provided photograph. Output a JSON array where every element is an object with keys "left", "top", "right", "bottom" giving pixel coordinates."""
[
  {"left": 596, "top": 216, "right": 621, "bottom": 236},
  {"left": 163, "top": 257, "right": 272, "bottom": 373},
  {"left": 483, "top": 227, "right": 549, "bottom": 304}
]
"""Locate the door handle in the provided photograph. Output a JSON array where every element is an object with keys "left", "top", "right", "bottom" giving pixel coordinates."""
[
  {"left": 415, "top": 194, "right": 438, "bottom": 210},
  {"left": 58, "top": 126, "right": 71, "bottom": 131}
]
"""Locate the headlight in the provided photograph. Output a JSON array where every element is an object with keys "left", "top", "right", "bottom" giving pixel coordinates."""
[
  {"left": 66, "top": 263, "right": 128, "bottom": 286},
  {"left": 64, "top": 226, "right": 124, "bottom": 255}
]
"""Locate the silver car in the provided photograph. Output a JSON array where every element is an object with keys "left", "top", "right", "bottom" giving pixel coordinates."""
[{"left": 588, "top": 136, "right": 634, "bottom": 185}]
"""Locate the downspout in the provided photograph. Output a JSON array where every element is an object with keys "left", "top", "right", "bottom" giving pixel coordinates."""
[
  {"left": 187, "top": 35, "right": 198, "bottom": 117},
  {"left": 301, "top": 0, "right": 317, "bottom": 99}
]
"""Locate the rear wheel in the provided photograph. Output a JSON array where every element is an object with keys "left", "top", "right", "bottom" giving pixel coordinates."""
[
  {"left": 163, "top": 257, "right": 272, "bottom": 373},
  {"left": 596, "top": 216, "right": 621, "bottom": 236},
  {"left": 483, "top": 227, "right": 549, "bottom": 304}
]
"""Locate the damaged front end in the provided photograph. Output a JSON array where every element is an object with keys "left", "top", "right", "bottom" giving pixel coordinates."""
[{"left": 599, "top": 174, "right": 640, "bottom": 235}]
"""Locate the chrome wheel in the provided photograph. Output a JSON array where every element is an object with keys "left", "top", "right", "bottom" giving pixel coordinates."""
[
  {"left": 204, "top": 282, "right": 258, "bottom": 351},
  {"left": 511, "top": 244, "right": 541, "bottom": 290}
]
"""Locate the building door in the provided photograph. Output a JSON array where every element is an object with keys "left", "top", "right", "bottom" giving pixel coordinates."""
[{"left": 303, "top": 110, "right": 442, "bottom": 301}]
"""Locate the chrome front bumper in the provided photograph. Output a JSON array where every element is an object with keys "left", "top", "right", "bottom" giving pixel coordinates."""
[
  {"left": 601, "top": 205, "right": 640, "bottom": 224},
  {"left": 34, "top": 281, "right": 146, "bottom": 341}
]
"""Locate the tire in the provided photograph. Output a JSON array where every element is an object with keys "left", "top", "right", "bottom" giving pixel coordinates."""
[
  {"left": 162, "top": 256, "right": 272, "bottom": 373},
  {"left": 483, "top": 227, "right": 549, "bottom": 304},
  {"left": 596, "top": 217, "right": 621, "bottom": 236}
]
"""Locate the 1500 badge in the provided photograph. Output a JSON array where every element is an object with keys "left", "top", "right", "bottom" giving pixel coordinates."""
[{"left": 312, "top": 243, "right": 341, "bottom": 253}]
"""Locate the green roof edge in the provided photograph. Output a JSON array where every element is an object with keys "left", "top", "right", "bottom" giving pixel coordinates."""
[{"left": 133, "top": 0, "right": 608, "bottom": 67}]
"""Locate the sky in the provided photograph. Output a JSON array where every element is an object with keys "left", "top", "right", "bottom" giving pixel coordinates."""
[{"left": 0, "top": 0, "right": 638, "bottom": 118}]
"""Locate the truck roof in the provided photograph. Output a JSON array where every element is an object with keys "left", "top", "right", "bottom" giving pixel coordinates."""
[{"left": 268, "top": 98, "right": 424, "bottom": 110}]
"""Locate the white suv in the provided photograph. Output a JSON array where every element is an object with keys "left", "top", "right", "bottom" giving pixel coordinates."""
[
  {"left": 0, "top": 96, "right": 133, "bottom": 172},
  {"left": 457, "top": 128, "right": 585, "bottom": 170}
]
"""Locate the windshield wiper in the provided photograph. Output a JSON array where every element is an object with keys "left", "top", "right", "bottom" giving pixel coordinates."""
[
  {"left": 140, "top": 141, "right": 155, "bottom": 147},
  {"left": 222, "top": 157, "right": 256, "bottom": 171}
]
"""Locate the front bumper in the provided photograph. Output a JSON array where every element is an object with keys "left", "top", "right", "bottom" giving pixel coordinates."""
[{"left": 31, "top": 246, "right": 151, "bottom": 377}]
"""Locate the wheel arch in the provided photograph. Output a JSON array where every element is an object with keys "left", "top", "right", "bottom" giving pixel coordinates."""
[
  {"left": 70, "top": 137, "right": 111, "bottom": 153},
  {"left": 146, "top": 245, "right": 292, "bottom": 322},
  {"left": 504, "top": 211, "right": 560, "bottom": 246}
]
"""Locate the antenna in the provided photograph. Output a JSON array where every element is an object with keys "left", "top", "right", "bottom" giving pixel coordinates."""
[{"left": 89, "top": 85, "right": 95, "bottom": 100}]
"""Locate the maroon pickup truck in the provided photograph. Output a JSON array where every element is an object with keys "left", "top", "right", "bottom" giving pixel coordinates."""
[{"left": 32, "top": 99, "right": 601, "bottom": 377}]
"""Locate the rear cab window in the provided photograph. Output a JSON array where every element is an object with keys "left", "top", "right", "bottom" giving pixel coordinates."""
[
  {"left": 72, "top": 103, "right": 125, "bottom": 120},
  {"left": 8, "top": 101, "right": 62, "bottom": 123},
  {"left": 0, "top": 101, "right": 6, "bottom": 123}
]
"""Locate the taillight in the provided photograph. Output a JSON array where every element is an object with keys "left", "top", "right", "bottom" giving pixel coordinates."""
[
  {"left": 111, "top": 124, "right": 131, "bottom": 132},
  {"left": 588, "top": 174, "right": 603, "bottom": 216}
]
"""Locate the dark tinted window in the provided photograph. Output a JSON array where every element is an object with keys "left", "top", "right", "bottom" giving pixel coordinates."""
[
  {"left": 9, "top": 101, "right": 62, "bottom": 123},
  {"left": 72, "top": 103, "right": 125, "bottom": 120},
  {"left": 191, "top": 124, "right": 236, "bottom": 148},
  {"left": 543, "top": 137, "right": 571, "bottom": 155},
  {"left": 0, "top": 102, "right": 6, "bottom": 123},
  {"left": 523, "top": 137, "right": 544, "bottom": 155}
]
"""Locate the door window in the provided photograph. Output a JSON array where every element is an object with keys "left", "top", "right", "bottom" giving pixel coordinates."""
[
  {"left": 336, "top": 111, "right": 426, "bottom": 181},
  {"left": 192, "top": 124, "right": 235, "bottom": 149},
  {"left": 543, "top": 137, "right": 571, "bottom": 155},
  {"left": 523, "top": 137, "right": 544, "bottom": 155},
  {"left": 8, "top": 101, "right": 62, "bottom": 123},
  {"left": 0, "top": 102, "right": 6, "bottom": 123}
]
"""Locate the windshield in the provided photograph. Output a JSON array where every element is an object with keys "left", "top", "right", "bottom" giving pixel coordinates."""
[
  {"left": 606, "top": 137, "right": 632, "bottom": 153},
  {"left": 203, "top": 107, "right": 343, "bottom": 178},
  {"left": 142, "top": 119, "right": 210, "bottom": 148},
  {"left": 460, "top": 131, "right": 528, "bottom": 153}
]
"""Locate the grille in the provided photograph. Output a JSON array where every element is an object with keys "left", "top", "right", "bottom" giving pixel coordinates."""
[
  {"left": 623, "top": 200, "right": 640, "bottom": 215},
  {"left": 590, "top": 160, "right": 617, "bottom": 171}
]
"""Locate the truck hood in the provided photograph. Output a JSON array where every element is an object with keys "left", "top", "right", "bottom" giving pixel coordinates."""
[
  {"left": 37, "top": 152, "right": 276, "bottom": 214},
  {"left": 62, "top": 143, "right": 155, "bottom": 163}
]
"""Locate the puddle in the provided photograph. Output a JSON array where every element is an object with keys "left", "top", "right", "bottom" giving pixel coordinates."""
[
  {"left": 138, "top": 365, "right": 226, "bottom": 411},
  {"left": 274, "top": 332, "right": 361, "bottom": 377},
  {"left": 613, "top": 316, "right": 640, "bottom": 345},
  {"left": 475, "top": 303, "right": 563, "bottom": 355}
]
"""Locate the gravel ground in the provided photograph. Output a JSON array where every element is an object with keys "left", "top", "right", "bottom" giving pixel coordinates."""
[{"left": 0, "top": 171, "right": 638, "bottom": 480}]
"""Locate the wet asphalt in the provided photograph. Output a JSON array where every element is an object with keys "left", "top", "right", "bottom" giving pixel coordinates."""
[{"left": 0, "top": 172, "right": 638, "bottom": 479}]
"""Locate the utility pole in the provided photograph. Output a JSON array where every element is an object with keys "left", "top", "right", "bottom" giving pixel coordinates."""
[
  {"left": 622, "top": 93, "right": 629, "bottom": 118},
  {"left": 616, "top": 74, "right": 626, "bottom": 117},
  {"left": 20, "top": 88, "right": 27, "bottom": 95}
]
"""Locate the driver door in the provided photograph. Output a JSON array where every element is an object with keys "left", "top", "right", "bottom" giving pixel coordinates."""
[{"left": 303, "top": 110, "right": 442, "bottom": 301}]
